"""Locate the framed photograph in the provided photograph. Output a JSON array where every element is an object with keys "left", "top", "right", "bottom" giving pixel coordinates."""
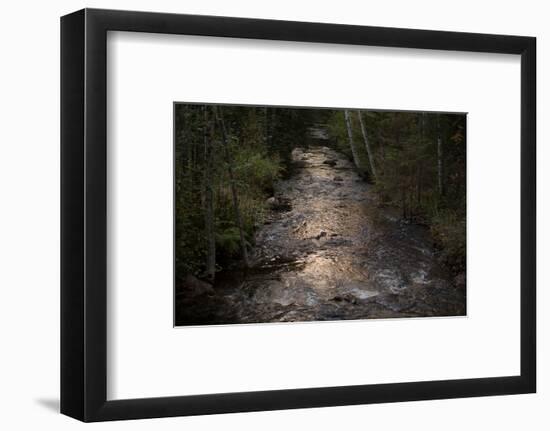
[{"left": 61, "top": 8, "right": 536, "bottom": 422}]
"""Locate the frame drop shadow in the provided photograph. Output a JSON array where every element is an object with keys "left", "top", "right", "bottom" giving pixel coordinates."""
[{"left": 35, "top": 398, "right": 60, "bottom": 413}]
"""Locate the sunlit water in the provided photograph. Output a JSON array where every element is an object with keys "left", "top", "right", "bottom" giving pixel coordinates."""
[{"left": 176, "top": 145, "right": 466, "bottom": 325}]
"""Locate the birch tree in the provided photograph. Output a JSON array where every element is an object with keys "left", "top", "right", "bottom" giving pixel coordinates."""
[
  {"left": 356, "top": 111, "right": 377, "bottom": 181},
  {"left": 344, "top": 110, "right": 361, "bottom": 170}
]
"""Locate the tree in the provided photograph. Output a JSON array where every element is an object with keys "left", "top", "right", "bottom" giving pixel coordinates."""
[
  {"left": 344, "top": 110, "right": 361, "bottom": 169},
  {"left": 437, "top": 114, "right": 444, "bottom": 196},
  {"left": 203, "top": 107, "right": 216, "bottom": 281},
  {"left": 356, "top": 110, "right": 377, "bottom": 180},
  {"left": 213, "top": 105, "right": 250, "bottom": 268}
]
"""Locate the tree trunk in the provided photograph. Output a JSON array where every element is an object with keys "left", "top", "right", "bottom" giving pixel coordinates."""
[
  {"left": 344, "top": 110, "right": 361, "bottom": 169},
  {"left": 203, "top": 107, "right": 216, "bottom": 281},
  {"left": 417, "top": 113, "right": 425, "bottom": 210},
  {"left": 437, "top": 115, "right": 444, "bottom": 196},
  {"left": 263, "top": 107, "right": 269, "bottom": 146},
  {"left": 356, "top": 111, "right": 377, "bottom": 180},
  {"left": 213, "top": 106, "right": 250, "bottom": 268},
  {"left": 177, "top": 112, "right": 187, "bottom": 193}
]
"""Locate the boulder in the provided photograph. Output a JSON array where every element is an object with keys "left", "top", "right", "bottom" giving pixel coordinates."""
[{"left": 266, "top": 196, "right": 278, "bottom": 208}]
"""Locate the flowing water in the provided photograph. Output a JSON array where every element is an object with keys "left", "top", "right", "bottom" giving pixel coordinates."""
[{"left": 176, "top": 142, "right": 466, "bottom": 325}]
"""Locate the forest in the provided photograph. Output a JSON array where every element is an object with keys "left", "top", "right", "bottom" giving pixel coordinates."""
[{"left": 175, "top": 103, "right": 466, "bottom": 325}]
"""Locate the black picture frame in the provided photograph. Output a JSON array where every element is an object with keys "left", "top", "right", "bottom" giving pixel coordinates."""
[{"left": 61, "top": 8, "right": 536, "bottom": 422}]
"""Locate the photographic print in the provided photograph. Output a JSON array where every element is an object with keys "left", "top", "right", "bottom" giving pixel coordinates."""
[{"left": 174, "top": 104, "right": 466, "bottom": 326}]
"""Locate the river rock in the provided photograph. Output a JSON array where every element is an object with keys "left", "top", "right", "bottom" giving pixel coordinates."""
[
  {"left": 315, "top": 230, "right": 327, "bottom": 240},
  {"left": 267, "top": 196, "right": 292, "bottom": 211},
  {"left": 325, "top": 237, "right": 351, "bottom": 246},
  {"left": 266, "top": 196, "right": 278, "bottom": 208},
  {"left": 331, "top": 294, "right": 358, "bottom": 304}
]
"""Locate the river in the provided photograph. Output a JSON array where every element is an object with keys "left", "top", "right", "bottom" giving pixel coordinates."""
[{"left": 176, "top": 143, "right": 466, "bottom": 325}]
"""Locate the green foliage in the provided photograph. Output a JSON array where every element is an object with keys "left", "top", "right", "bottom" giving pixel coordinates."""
[
  {"left": 233, "top": 148, "right": 281, "bottom": 193},
  {"left": 176, "top": 213, "right": 207, "bottom": 276},
  {"left": 431, "top": 210, "right": 466, "bottom": 273},
  {"left": 215, "top": 225, "right": 245, "bottom": 258},
  {"left": 174, "top": 104, "right": 315, "bottom": 278},
  {"left": 327, "top": 111, "right": 354, "bottom": 161}
]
